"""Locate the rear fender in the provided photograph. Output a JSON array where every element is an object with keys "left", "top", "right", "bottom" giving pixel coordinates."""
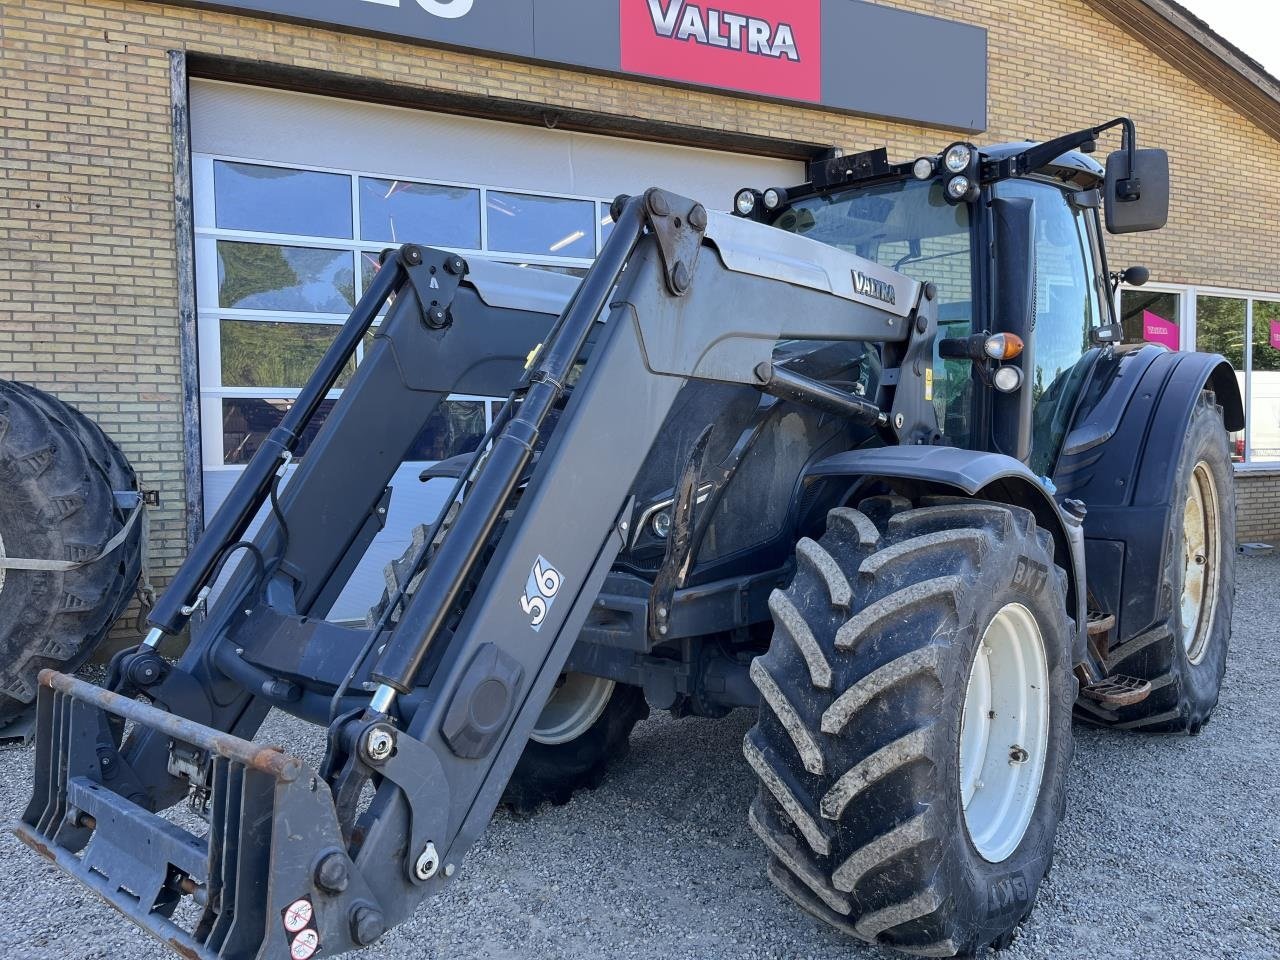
[
  {"left": 1054, "top": 346, "right": 1242, "bottom": 644},
  {"left": 805, "top": 446, "right": 1087, "bottom": 662}
]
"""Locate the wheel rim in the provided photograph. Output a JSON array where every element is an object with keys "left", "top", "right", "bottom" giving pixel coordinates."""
[
  {"left": 529, "top": 673, "right": 615, "bottom": 745},
  {"left": 958, "top": 603, "right": 1050, "bottom": 863},
  {"left": 1181, "top": 461, "right": 1221, "bottom": 665}
]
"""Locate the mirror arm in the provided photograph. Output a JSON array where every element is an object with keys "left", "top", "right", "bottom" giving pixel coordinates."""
[{"left": 993, "top": 117, "right": 1141, "bottom": 198}]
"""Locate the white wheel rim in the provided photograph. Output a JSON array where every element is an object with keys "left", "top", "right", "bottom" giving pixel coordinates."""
[
  {"left": 959, "top": 603, "right": 1050, "bottom": 863},
  {"left": 529, "top": 673, "right": 615, "bottom": 745},
  {"left": 1181, "top": 462, "right": 1220, "bottom": 665}
]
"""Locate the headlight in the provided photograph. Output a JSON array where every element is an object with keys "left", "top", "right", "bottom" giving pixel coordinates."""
[
  {"left": 944, "top": 143, "right": 973, "bottom": 173},
  {"left": 946, "top": 175, "right": 973, "bottom": 200},
  {"left": 734, "top": 189, "right": 758, "bottom": 217},
  {"left": 651, "top": 510, "right": 672, "bottom": 539},
  {"left": 762, "top": 187, "right": 787, "bottom": 211},
  {"left": 993, "top": 365, "right": 1024, "bottom": 393},
  {"left": 912, "top": 157, "right": 936, "bottom": 180}
]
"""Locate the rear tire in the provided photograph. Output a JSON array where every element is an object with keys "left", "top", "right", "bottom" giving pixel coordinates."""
[
  {"left": 1085, "top": 391, "right": 1235, "bottom": 734},
  {"left": 0, "top": 381, "right": 141, "bottom": 722},
  {"left": 744, "top": 496, "right": 1075, "bottom": 957},
  {"left": 370, "top": 518, "right": 647, "bottom": 812}
]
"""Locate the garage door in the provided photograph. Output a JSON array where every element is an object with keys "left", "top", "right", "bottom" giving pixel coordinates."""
[{"left": 189, "top": 80, "right": 803, "bottom": 620}]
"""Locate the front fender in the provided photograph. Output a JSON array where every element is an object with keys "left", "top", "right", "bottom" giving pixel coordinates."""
[
  {"left": 806, "top": 446, "right": 1087, "bottom": 663},
  {"left": 1055, "top": 346, "right": 1242, "bottom": 645}
]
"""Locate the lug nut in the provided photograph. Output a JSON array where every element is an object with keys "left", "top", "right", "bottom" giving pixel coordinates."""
[
  {"left": 314, "top": 852, "right": 350, "bottom": 894},
  {"left": 351, "top": 905, "right": 387, "bottom": 946}
]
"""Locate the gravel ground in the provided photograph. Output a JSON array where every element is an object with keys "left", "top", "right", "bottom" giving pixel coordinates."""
[{"left": 1, "top": 556, "right": 1278, "bottom": 960}]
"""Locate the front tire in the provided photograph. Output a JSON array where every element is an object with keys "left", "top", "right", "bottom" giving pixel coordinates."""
[{"left": 744, "top": 497, "right": 1074, "bottom": 956}]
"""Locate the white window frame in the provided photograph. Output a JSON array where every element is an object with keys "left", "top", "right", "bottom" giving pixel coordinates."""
[
  {"left": 192, "top": 152, "right": 615, "bottom": 474},
  {"left": 1116, "top": 281, "right": 1280, "bottom": 469}
]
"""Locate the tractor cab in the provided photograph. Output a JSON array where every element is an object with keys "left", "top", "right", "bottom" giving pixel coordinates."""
[{"left": 735, "top": 120, "right": 1172, "bottom": 479}]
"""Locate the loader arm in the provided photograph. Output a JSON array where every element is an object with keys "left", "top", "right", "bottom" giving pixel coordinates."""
[{"left": 16, "top": 190, "right": 935, "bottom": 960}]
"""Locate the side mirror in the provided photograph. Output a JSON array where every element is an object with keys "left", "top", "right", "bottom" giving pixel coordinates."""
[
  {"left": 1105, "top": 148, "right": 1169, "bottom": 233},
  {"left": 1122, "top": 265, "right": 1150, "bottom": 286}
]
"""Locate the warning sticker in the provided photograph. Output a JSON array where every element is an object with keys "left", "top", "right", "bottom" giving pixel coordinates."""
[
  {"left": 290, "top": 929, "right": 320, "bottom": 960},
  {"left": 281, "top": 896, "right": 320, "bottom": 959}
]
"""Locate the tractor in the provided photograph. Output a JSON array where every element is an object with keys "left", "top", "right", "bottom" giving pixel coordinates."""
[{"left": 15, "top": 117, "right": 1240, "bottom": 958}]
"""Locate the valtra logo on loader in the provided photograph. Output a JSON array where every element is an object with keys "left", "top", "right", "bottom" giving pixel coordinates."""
[{"left": 621, "top": 0, "right": 822, "bottom": 102}]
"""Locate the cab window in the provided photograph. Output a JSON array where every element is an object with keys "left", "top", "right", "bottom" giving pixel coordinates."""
[{"left": 994, "top": 180, "right": 1104, "bottom": 475}]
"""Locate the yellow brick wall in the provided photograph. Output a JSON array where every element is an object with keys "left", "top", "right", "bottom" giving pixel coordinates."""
[{"left": 3, "top": 0, "right": 1280, "bottom": 639}]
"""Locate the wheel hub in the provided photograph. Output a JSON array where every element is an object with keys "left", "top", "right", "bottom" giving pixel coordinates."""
[
  {"left": 529, "top": 673, "right": 615, "bottom": 745},
  {"left": 958, "top": 602, "right": 1050, "bottom": 863},
  {"left": 1180, "top": 461, "right": 1221, "bottom": 665}
]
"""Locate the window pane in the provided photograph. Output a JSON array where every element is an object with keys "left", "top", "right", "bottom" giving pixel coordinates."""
[
  {"left": 405, "top": 400, "right": 487, "bottom": 461},
  {"left": 1251, "top": 300, "right": 1280, "bottom": 461},
  {"left": 599, "top": 202, "right": 615, "bottom": 247},
  {"left": 214, "top": 162, "right": 352, "bottom": 238},
  {"left": 218, "top": 242, "right": 355, "bottom": 313},
  {"left": 1120, "top": 289, "right": 1181, "bottom": 347},
  {"left": 222, "top": 398, "right": 336, "bottom": 465},
  {"left": 220, "top": 319, "right": 353, "bottom": 389},
  {"left": 1196, "top": 295, "right": 1246, "bottom": 461},
  {"left": 359, "top": 178, "right": 480, "bottom": 248},
  {"left": 487, "top": 192, "right": 595, "bottom": 258}
]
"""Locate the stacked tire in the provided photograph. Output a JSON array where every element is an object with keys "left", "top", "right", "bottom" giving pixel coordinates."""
[{"left": 0, "top": 380, "right": 142, "bottom": 724}]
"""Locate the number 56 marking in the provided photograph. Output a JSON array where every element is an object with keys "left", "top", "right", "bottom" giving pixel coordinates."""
[{"left": 520, "top": 556, "right": 563, "bottom": 631}]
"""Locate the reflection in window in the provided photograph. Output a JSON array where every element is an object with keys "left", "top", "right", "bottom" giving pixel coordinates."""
[
  {"left": 1196, "top": 295, "right": 1246, "bottom": 462},
  {"left": 1250, "top": 301, "right": 1280, "bottom": 461},
  {"left": 220, "top": 319, "right": 353, "bottom": 389},
  {"left": 486, "top": 192, "right": 595, "bottom": 258},
  {"left": 218, "top": 242, "right": 355, "bottom": 313},
  {"left": 599, "top": 202, "right": 615, "bottom": 248},
  {"left": 1120, "top": 289, "right": 1181, "bottom": 347},
  {"left": 222, "top": 397, "right": 336, "bottom": 465},
  {"left": 405, "top": 400, "right": 487, "bottom": 461},
  {"left": 221, "top": 397, "right": 487, "bottom": 466},
  {"left": 214, "top": 162, "right": 352, "bottom": 239},
  {"left": 359, "top": 178, "right": 480, "bottom": 248}
]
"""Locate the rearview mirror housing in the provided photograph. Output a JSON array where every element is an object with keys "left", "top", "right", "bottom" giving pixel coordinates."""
[{"left": 1105, "top": 148, "right": 1169, "bottom": 233}]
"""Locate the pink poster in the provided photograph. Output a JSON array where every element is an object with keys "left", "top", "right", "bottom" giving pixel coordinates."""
[
  {"left": 1270, "top": 320, "right": 1280, "bottom": 352},
  {"left": 1143, "top": 309, "right": 1179, "bottom": 350}
]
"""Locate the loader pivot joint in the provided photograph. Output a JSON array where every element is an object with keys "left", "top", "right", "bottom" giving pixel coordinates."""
[{"left": 642, "top": 187, "right": 706, "bottom": 297}]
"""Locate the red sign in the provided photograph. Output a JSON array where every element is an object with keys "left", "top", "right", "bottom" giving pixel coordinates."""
[
  {"left": 1142, "top": 309, "right": 1179, "bottom": 350},
  {"left": 1270, "top": 320, "right": 1280, "bottom": 351},
  {"left": 620, "top": 0, "right": 822, "bottom": 103}
]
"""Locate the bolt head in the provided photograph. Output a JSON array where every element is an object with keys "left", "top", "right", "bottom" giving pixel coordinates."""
[
  {"left": 648, "top": 190, "right": 671, "bottom": 217},
  {"left": 414, "top": 842, "right": 440, "bottom": 881},
  {"left": 314, "top": 852, "right": 350, "bottom": 894},
  {"left": 351, "top": 906, "right": 387, "bottom": 946},
  {"left": 688, "top": 203, "right": 708, "bottom": 231},
  {"left": 365, "top": 727, "right": 395, "bottom": 762},
  {"left": 671, "top": 261, "right": 691, "bottom": 293}
]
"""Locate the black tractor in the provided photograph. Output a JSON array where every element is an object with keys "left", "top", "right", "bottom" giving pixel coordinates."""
[{"left": 17, "top": 117, "right": 1239, "bottom": 959}]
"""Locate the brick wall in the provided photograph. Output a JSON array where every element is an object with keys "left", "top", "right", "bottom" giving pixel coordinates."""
[{"left": 3, "top": 0, "right": 1280, "bottom": 640}]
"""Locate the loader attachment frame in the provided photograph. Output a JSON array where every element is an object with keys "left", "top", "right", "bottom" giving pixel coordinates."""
[{"left": 16, "top": 189, "right": 937, "bottom": 960}]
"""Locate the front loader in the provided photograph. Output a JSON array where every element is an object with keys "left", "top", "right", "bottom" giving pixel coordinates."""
[{"left": 15, "top": 118, "right": 1241, "bottom": 958}]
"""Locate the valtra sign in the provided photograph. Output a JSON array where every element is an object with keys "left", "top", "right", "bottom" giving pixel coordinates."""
[
  {"left": 145, "top": 0, "right": 986, "bottom": 130},
  {"left": 621, "top": 0, "right": 822, "bottom": 102}
]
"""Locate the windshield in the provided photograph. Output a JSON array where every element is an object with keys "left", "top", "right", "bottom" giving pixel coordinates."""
[{"left": 773, "top": 178, "right": 975, "bottom": 446}]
